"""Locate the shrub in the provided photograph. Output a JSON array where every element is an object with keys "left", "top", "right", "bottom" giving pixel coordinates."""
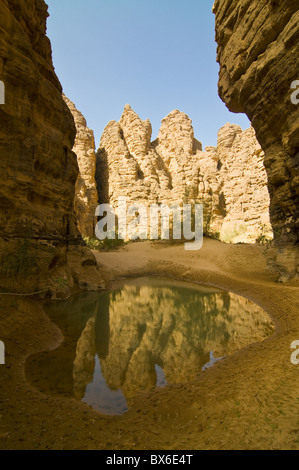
[{"left": 83, "top": 236, "right": 125, "bottom": 252}]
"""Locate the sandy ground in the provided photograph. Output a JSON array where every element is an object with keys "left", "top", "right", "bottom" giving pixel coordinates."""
[{"left": 0, "top": 238, "right": 298, "bottom": 450}]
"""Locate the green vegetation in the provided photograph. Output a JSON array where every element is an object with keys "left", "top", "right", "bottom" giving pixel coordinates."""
[
  {"left": 256, "top": 224, "right": 273, "bottom": 246},
  {"left": 221, "top": 224, "right": 247, "bottom": 243},
  {"left": 53, "top": 277, "right": 69, "bottom": 291},
  {"left": 83, "top": 236, "right": 125, "bottom": 252},
  {"left": 272, "top": 225, "right": 282, "bottom": 240}
]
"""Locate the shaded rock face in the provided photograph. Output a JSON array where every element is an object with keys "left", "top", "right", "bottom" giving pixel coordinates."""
[
  {"left": 63, "top": 96, "right": 98, "bottom": 239},
  {"left": 97, "top": 105, "right": 272, "bottom": 243},
  {"left": 0, "top": 0, "right": 103, "bottom": 295},
  {"left": 96, "top": 106, "right": 202, "bottom": 207},
  {"left": 214, "top": 0, "right": 299, "bottom": 279}
]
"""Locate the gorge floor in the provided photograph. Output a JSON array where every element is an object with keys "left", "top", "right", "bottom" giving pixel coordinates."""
[{"left": 0, "top": 239, "right": 298, "bottom": 450}]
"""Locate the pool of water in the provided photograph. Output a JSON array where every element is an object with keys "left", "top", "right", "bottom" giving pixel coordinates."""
[{"left": 26, "top": 277, "right": 274, "bottom": 415}]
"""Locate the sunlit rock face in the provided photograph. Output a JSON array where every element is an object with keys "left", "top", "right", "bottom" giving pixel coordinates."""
[
  {"left": 202, "top": 124, "right": 272, "bottom": 243},
  {"left": 63, "top": 96, "right": 98, "bottom": 238},
  {"left": 97, "top": 106, "right": 272, "bottom": 243},
  {"left": 214, "top": 0, "right": 299, "bottom": 279},
  {"left": 0, "top": 0, "right": 103, "bottom": 295},
  {"left": 96, "top": 106, "right": 204, "bottom": 208}
]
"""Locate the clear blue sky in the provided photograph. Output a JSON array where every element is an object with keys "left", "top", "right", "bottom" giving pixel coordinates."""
[{"left": 46, "top": 0, "right": 250, "bottom": 149}]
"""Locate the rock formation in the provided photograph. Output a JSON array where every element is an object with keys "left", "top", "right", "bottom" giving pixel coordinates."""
[
  {"left": 0, "top": 0, "right": 103, "bottom": 296},
  {"left": 96, "top": 105, "right": 272, "bottom": 243},
  {"left": 213, "top": 0, "right": 299, "bottom": 279},
  {"left": 63, "top": 96, "right": 98, "bottom": 238}
]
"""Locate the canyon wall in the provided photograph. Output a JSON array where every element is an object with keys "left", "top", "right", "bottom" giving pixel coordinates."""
[
  {"left": 213, "top": 0, "right": 299, "bottom": 280},
  {"left": 0, "top": 0, "right": 103, "bottom": 296},
  {"left": 96, "top": 105, "right": 272, "bottom": 244},
  {"left": 63, "top": 96, "right": 98, "bottom": 239}
]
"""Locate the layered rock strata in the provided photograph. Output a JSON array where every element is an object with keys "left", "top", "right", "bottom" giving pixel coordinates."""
[
  {"left": 213, "top": 0, "right": 299, "bottom": 279},
  {"left": 0, "top": 0, "right": 103, "bottom": 295},
  {"left": 63, "top": 96, "right": 98, "bottom": 239},
  {"left": 96, "top": 105, "right": 272, "bottom": 244}
]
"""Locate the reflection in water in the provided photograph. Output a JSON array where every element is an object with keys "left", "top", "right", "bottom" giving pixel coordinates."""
[
  {"left": 82, "top": 356, "right": 128, "bottom": 415},
  {"left": 202, "top": 351, "right": 225, "bottom": 372},
  {"left": 155, "top": 365, "right": 167, "bottom": 387},
  {"left": 73, "top": 317, "right": 96, "bottom": 400},
  {"left": 26, "top": 277, "right": 274, "bottom": 415}
]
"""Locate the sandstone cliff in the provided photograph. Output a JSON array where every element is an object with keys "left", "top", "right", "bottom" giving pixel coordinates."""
[
  {"left": 97, "top": 106, "right": 272, "bottom": 243},
  {"left": 214, "top": 0, "right": 299, "bottom": 279},
  {"left": 0, "top": 0, "right": 103, "bottom": 296},
  {"left": 63, "top": 96, "right": 98, "bottom": 239}
]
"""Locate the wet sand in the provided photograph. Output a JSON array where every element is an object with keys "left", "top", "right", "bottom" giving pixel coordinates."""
[{"left": 0, "top": 238, "right": 298, "bottom": 450}]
